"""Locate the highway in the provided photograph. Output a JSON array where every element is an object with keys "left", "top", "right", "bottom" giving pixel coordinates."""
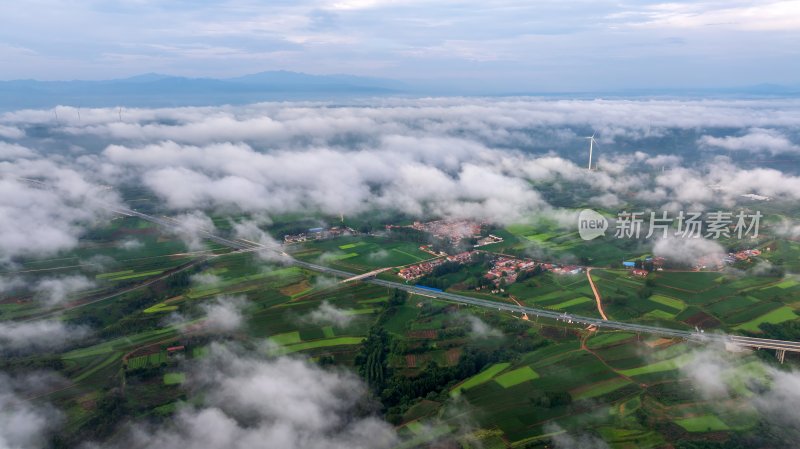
[{"left": 111, "top": 205, "right": 800, "bottom": 357}]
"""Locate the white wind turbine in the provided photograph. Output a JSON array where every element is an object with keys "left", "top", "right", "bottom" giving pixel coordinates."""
[{"left": 585, "top": 132, "right": 598, "bottom": 170}]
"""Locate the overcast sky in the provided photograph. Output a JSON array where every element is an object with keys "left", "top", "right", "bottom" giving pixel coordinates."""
[{"left": 1, "top": 1, "right": 799, "bottom": 90}]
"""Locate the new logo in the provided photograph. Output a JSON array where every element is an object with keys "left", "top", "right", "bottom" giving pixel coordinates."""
[{"left": 578, "top": 209, "right": 608, "bottom": 241}]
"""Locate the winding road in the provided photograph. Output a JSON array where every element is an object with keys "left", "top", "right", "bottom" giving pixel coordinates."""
[{"left": 586, "top": 268, "right": 609, "bottom": 321}]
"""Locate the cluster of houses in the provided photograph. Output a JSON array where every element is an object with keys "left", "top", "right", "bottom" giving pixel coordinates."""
[
  {"left": 474, "top": 234, "right": 504, "bottom": 247},
  {"left": 623, "top": 256, "right": 665, "bottom": 276},
  {"left": 409, "top": 219, "right": 484, "bottom": 243},
  {"left": 483, "top": 256, "right": 583, "bottom": 287},
  {"left": 283, "top": 226, "right": 357, "bottom": 244},
  {"left": 694, "top": 248, "right": 763, "bottom": 270},
  {"left": 726, "top": 248, "right": 762, "bottom": 263},
  {"left": 485, "top": 256, "right": 538, "bottom": 285},
  {"left": 398, "top": 251, "right": 476, "bottom": 281}
]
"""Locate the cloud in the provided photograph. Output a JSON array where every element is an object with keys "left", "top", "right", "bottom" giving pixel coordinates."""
[
  {"left": 544, "top": 423, "right": 609, "bottom": 449},
  {"left": 0, "top": 320, "right": 90, "bottom": 353},
  {"left": 613, "top": 2, "right": 800, "bottom": 32},
  {"left": 699, "top": 128, "right": 800, "bottom": 154},
  {"left": 230, "top": 218, "right": 284, "bottom": 261},
  {"left": 681, "top": 348, "right": 800, "bottom": 445},
  {"left": 0, "top": 142, "right": 34, "bottom": 159},
  {"left": 171, "top": 210, "right": 216, "bottom": 251},
  {"left": 201, "top": 296, "right": 246, "bottom": 333},
  {"left": 118, "top": 237, "right": 143, "bottom": 250},
  {"left": 88, "top": 344, "right": 397, "bottom": 449},
  {"left": 0, "top": 372, "right": 64, "bottom": 449},
  {"left": 465, "top": 315, "right": 501, "bottom": 339},
  {"left": 308, "top": 301, "right": 355, "bottom": 328},
  {"left": 652, "top": 237, "right": 725, "bottom": 266},
  {"left": 4, "top": 98, "right": 800, "bottom": 264},
  {"left": 0, "top": 125, "right": 24, "bottom": 139},
  {"left": 33, "top": 275, "right": 95, "bottom": 306},
  {"left": 191, "top": 272, "right": 222, "bottom": 286},
  {"left": 0, "top": 165, "right": 118, "bottom": 262}
]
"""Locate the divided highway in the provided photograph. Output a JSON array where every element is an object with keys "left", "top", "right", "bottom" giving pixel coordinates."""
[{"left": 112, "top": 205, "right": 800, "bottom": 356}]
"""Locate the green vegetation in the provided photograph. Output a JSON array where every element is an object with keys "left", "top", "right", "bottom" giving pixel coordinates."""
[
  {"left": 163, "top": 372, "right": 186, "bottom": 385},
  {"left": 5, "top": 212, "right": 800, "bottom": 449},
  {"left": 450, "top": 362, "right": 510, "bottom": 395},
  {"left": 494, "top": 366, "right": 539, "bottom": 387},
  {"left": 734, "top": 306, "right": 797, "bottom": 332},
  {"left": 675, "top": 415, "right": 731, "bottom": 432}
]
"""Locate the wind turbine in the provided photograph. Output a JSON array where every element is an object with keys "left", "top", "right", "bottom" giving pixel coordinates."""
[{"left": 585, "top": 132, "right": 598, "bottom": 170}]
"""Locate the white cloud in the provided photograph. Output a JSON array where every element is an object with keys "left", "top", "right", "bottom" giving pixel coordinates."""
[
  {"left": 118, "top": 237, "right": 143, "bottom": 250},
  {"left": 0, "top": 142, "right": 34, "bottom": 159},
  {"left": 87, "top": 344, "right": 397, "bottom": 449},
  {"left": 544, "top": 423, "right": 609, "bottom": 449},
  {"left": 652, "top": 236, "right": 725, "bottom": 266},
  {"left": 0, "top": 320, "right": 90, "bottom": 353},
  {"left": 33, "top": 275, "right": 95, "bottom": 306},
  {"left": 201, "top": 296, "right": 246, "bottom": 333},
  {"left": 0, "top": 164, "right": 118, "bottom": 262},
  {"left": 613, "top": 1, "right": 800, "bottom": 32},
  {"left": 171, "top": 211, "right": 216, "bottom": 251},
  {"left": 699, "top": 128, "right": 800, "bottom": 154},
  {"left": 0, "top": 373, "right": 64, "bottom": 449},
  {"left": 191, "top": 272, "right": 222, "bottom": 286},
  {"left": 465, "top": 315, "right": 501, "bottom": 339},
  {"left": 308, "top": 301, "right": 355, "bottom": 328},
  {"left": 681, "top": 348, "right": 800, "bottom": 445}
]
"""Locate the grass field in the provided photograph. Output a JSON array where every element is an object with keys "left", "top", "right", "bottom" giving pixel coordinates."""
[
  {"left": 734, "top": 306, "right": 797, "bottom": 331},
  {"left": 649, "top": 295, "right": 685, "bottom": 311},
  {"left": 619, "top": 353, "right": 693, "bottom": 377},
  {"left": 675, "top": 415, "right": 730, "bottom": 432},
  {"left": 572, "top": 378, "right": 631, "bottom": 400},
  {"left": 163, "top": 373, "right": 186, "bottom": 385},
  {"left": 494, "top": 366, "right": 539, "bottom": 388},
  {"left": 450, "top": 362, "right": 510, "bottom": 396},
  {"left": 281, "top": 337, "right": 365, "bottom": 353}
]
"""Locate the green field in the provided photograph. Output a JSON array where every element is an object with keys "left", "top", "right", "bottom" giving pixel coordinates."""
[
  {"left": 734, "top": 306, "right": 798, "bottom": 332},
  {"left": 163, "top": 372, "right": 186, "bottom": 385},
  {"left": 281, "top": 337, "right": 365, "bottom": 353},
  {"left": 619, "top": 353, "right": 693, "bottom": 377},
  {"left": 675, "top": 415, "right": 730, "bottom": 432},
  {"left": 494, "top": 366, "right": 539, "bottom": 387},
  {"left": 450, "top": 362, "right": 511, "bottom": 396},
  {"left": 648, "top": 295, "right": 685, "bottom": 311},
  {"left": 572, "top": 378, "right": 631, "bottom": 400},
  {"left": 552, "top": 297, "right": 592, "bottom": 310},
  {"left": 8, "top": 210, "right": 800, "bottom": 449},
  {"left": 270, "top": 331, "right": 302, "bottom": 345}
]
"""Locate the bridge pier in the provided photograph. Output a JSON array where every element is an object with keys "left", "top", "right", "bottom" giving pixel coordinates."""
[{"left": 776, "top": 349, "right": 786, "bottom": 364}]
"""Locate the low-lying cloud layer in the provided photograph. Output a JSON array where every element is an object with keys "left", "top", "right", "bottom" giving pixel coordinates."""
[
  {"left": 89, "top": 344, "right": 396, "bottom": 449},
  {"left": 1, "top": 98, "right": 799, "bottom": 264},
  {"left": 308, "top": 301, "right": 355, "bottom": 328},
  {"left": 681, "top": 348, "right": 800, "bottom": 446},
  {"left": 0, "top": 319, "right": 90, "bottom": 354},
  {"left": 0, "top": 373, "right": 64, "bottom": 449}
]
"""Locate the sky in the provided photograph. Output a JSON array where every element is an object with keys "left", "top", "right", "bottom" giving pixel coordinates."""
[{"left": 1, "top": 0, "right": 799, "bottom": 90}]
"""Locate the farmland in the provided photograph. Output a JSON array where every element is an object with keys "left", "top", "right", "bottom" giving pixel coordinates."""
[{"left": 2, "top": 210, "right": 800, "bottom": 449}]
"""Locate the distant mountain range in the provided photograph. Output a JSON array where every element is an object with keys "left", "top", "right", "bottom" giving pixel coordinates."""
[
  {"left": 0, "top": 71, "right": 407, "bottom": 110},
  {"left": 1, "top": 71, "right": 798, "bottom": 110}
]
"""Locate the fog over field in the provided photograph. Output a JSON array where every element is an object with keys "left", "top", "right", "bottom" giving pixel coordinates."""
[
  {"left": 3, "top": 97, "right": 800, "bottom": 448},
  {"left": 2, "top": 98, "right": 800, "bottom": 262}
]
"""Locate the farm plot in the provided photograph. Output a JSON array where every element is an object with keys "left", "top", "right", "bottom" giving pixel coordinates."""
[
  {"left": 494, "top": 366, "right": 539, "bottom": 388},
  {"left": 450, "top": 362, "right": 510, "bottom": 397}
]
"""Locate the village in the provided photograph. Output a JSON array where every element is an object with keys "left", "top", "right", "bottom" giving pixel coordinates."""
[{"left": 283, "top": 226, "right": 358, "bottom": 244}]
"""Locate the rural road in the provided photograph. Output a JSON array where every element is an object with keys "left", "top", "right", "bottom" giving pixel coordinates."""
[{"left": 586, "top": 268, "right": 609, "bottom": 321}]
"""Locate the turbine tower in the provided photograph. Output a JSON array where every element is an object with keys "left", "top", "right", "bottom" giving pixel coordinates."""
[{"left": 586, "top": 132, "right": 598, "bottom": 170}]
